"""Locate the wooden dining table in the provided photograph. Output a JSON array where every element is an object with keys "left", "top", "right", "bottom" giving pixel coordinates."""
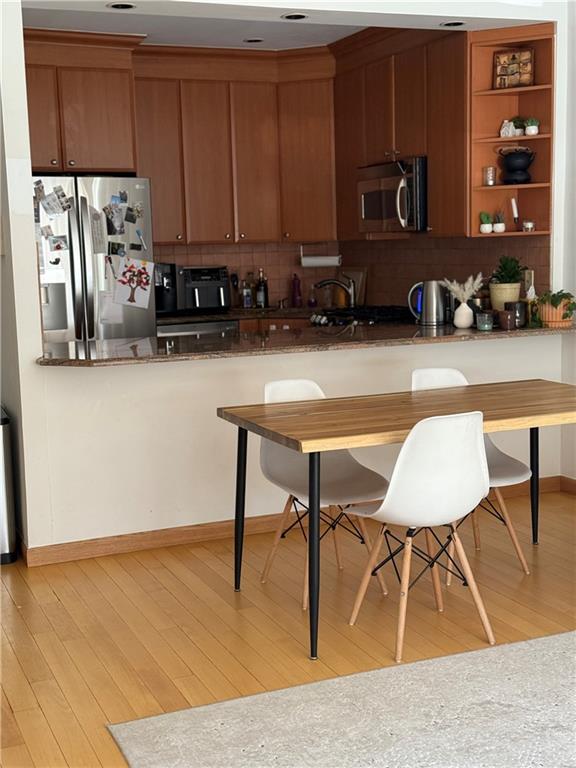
[{"left": 217, "top": 378, "right": 576, "bottom": 659}]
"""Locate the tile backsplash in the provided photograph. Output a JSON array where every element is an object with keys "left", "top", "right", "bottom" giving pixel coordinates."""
[
  {"left": 339, "top": 235, "right": 550, "bottom": 306},
  {"left": 154, "top": 235, "right": 550, "bottom": 308},
  {"left": 154, "top": 241, "right": 339, "bottom": 307}
]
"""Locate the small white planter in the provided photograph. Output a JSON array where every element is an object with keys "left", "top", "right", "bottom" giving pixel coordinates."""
[
  {"left": 493, "top": 222, "right": 506, "bottom": 233},
  {"left": 515, "top": 128, "right": 524, "bottom": 136},
  {"left": 525, "top": 125, "right": 539, "bottom": 136},
  {"left": 453, "top": 302, "right": 474, "bottom": 329},
  {"left": 480, "top": 223, "right": 493, "bottom": 234}
]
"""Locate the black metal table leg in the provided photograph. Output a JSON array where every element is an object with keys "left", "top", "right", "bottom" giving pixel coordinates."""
[
  {"left": 308, "top": 452, "right": 321, "bottom": 660},
  {"left": 234, "top": 428, "right": 248, "bottom": 591},
  {"left": 530, "top": 427, "right": 539, "bottom": 544}
]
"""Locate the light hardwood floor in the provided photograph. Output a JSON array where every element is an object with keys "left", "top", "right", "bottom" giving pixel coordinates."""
[{"left": 2, "top": 491, "right": 575, "bottom": 767}]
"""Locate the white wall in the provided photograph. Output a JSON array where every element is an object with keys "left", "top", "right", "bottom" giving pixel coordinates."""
[
  {"left": 1, "top": 0, "right": 573, "bottom": 550},
  {"left": 37, "top": 336, "right": 563, "bottom": 547}
]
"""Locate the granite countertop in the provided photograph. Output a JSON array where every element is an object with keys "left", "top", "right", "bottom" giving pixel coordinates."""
[{"left": 37, "top": 323, "right": 575, "bottom": 367}]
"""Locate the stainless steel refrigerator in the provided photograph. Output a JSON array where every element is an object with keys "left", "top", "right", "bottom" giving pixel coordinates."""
[{"left": 33, "top": 176, "right": 156, "bottom": 356}]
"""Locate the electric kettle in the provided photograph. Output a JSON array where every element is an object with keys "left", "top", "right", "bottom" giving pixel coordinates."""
[{"left": 408, "top": 280, "right": 447, "bottom": 326}]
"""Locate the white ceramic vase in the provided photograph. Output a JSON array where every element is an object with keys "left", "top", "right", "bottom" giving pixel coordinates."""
[
  {"left": 480, "top": 223, "right": 493, "bottom": 234},
  {"left": 493, "top": 222, "right": 506, "bottom": 233},
  {"left": 453, "top": 302, "right": 474, "bottom": 329},
  {"left": 525, "top": 125, "right": 539, "bottom": 136}
]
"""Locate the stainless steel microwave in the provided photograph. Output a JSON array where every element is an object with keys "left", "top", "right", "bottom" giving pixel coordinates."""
[{"left": 358, "top": 157, "right": 427, "bottom": 233}]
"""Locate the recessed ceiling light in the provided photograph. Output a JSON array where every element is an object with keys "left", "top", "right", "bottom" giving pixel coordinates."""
[
  {"left": 281, "top": 12, "right": 308, "bottom": 20},
  {"left": 439, "top": 20, "right": 465, "bottom": 27},
  {"left": 107, "top": 2, "right": 136, "bottom": 9},
  {"left": 243, "top": 38, "right": 264, "bottom": 43}
]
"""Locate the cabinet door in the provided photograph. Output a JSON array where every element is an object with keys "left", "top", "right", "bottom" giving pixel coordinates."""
[
  {"left": 334, "top": 67, "right": 365, "bottom": 240},
  {"left": 58, "top": 68, "right": 136, "bottom": 171},
  {"left": 26, "top": 65, "right": 62, "bottom": 171},
  {"left": 426, "top": 34, "right": 468, "bottom": 236},
  {"left": 278, "top": 80, "right": 336, "bottom": 242},
  {"left": 135, "top": 79, "right": 186, "bottom": 244},
  {"left": 394, "top": 46, "right": 427, "bottom": 157},
  {"left": 364, "top": 57, "right": 395, "bottom": 165},
  {"left": 180, "top": 80, "right": 234, "bottom": 243},
  {"left": 230, "top": 82, "right": 280, "bottom": 242}
]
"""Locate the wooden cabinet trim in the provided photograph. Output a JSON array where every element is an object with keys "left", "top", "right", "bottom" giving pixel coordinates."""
[{"left": 133, "top": 45, "right": 334, "bottom": 82}]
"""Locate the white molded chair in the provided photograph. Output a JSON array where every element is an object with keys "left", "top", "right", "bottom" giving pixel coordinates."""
[
  {"left": 412, "top": 368, "right": 531, "bottom": 581},
  {"left": 260, "top": 379, "right": 389, "bottom": 607},
  {"left": 348, "top": 411, "right": 496, "bottom": 662}
]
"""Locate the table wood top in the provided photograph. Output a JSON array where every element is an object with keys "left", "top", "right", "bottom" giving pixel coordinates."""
[{"left": 217, "top": 379, "right": 576, "bottom": 453}]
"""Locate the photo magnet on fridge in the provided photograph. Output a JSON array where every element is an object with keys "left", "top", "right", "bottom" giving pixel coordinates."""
[
  {"left": 124, "top": 206, "right": 137, "bottom": 224},
  {"left": 129, "top": 243, "right": 142, "bottom": 251},
  {"left": 108, "top": 241, "right": 126, "bottom": 257},
  {"left": 40, "top": 192, "right": 64, "bottom": 217},
  {"left": 119, "top": 191, "right": 128, "bottom": 203},
  {"left": 48, "top": 235, "right": 68, "bottom": 251},
  {"left": 103, "top": 204, "right": 125, "bottom": 235},
  {"left": 110, "top": 194, "right": 122, "bottom": 206},
  {"left": 40, "top": 225, "right": 54, "bottom": 239},
  {"left": 33, "top": 179, "right": 45, "bottom": 200},
  {"left": 53, "top": 185, "right": 71, "bottom": 211}
]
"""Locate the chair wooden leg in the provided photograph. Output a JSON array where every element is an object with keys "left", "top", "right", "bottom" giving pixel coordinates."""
[
  {"left": 261, "top": 495, "right": 294, "bottom": 583},
  {"left": 349, "top": 524, "right": 386, "bottom": 625},
  {"left": 331, "top": 507, "right": 344, "bottom": 570},
  {"left": 356, "top": 516, "right": 388, "bottom": 595},
  {"left": 493, "top": 487, "right": 530, "bottom": 575},
  {"left": 395, "top": 532, "right": 414, "bottom": 663},
  {"left": 452, "top": 530, "right": 495, "bottom": 646},
  {"left": 446, "top": 536, "right": 456, "bottom": 586},
  {"left": 425, "top": 528, "right": 444, "bottom": 613},
  {"left": 471, "top": 509, "right": 481, "bottom": 550}
]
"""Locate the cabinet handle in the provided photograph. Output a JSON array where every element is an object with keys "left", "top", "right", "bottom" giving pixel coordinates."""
[
  {"left": 68, "top": 160, "right": 76, "bottom": 166},
  {"left": 239, "top": 233, "right": 246, "bottom": 239},
  {"left": 384, "top": 151, "right": 392, "bottom": 157},
  {"left": 225, "top": 233, "right": 231, "bottom": 239},
  {"left": 50, "top": 159, "right": 58, "bottom": 166},
  {"left": 176, "top": 234, "right": 183, "bottom": 240},
  {"left": 283, "top": 232, "right": 291, "bottom": 238}
]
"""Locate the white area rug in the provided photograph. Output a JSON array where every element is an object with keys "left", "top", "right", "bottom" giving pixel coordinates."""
[{"left": 110, "top": 632, "right": 576, "bottom": 768}]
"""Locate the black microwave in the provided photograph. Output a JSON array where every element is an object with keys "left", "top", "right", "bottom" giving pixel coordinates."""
[{"left": 357, "top": 157, "right": 427, "bottom": 233}]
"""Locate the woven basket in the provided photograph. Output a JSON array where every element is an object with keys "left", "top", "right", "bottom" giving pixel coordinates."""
[{"left": 539, "top": 301, "right": 574, "bottom": 328}]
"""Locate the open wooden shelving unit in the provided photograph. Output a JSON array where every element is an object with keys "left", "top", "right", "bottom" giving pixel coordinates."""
[{"left": 469, "top": 26, "right": 555, "bottom": 237}]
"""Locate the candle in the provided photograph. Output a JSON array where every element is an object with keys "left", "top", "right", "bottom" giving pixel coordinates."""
[{"left": 510, "top": 197, "right": 519, "bottom": 220}]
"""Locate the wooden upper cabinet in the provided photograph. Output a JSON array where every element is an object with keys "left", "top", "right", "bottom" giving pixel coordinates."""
[
  {"left": 58, "top": 68, "right": 136, "bottom": 171},
  {"left": 364, "top": 57, "right": 394, "bottom": 165},
  {"left": 180, "top": 80, "right": 234, "bottom": 243},
  {"left": 394, "top": 45, "right": 427, "bottom": 157},
  {"left": 426, "top": 34, "right": 468, "bottom": 236},
  {"left": 26, "top": 65, "right": 62, "bottom": 171},
  {"left": 135, "top": 79, "right": 186, "bottom": 244},
  {"left": 334, "top": 66, "right": 365, "bottom": 240},
  {"left": 230, "top": 82, "right": 280, "bottom": 242},
  {"left": 277, "top": 79, "right": 336, "bottom": 242}
]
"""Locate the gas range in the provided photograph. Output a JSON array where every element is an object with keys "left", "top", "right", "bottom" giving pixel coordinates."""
[{"left": 310, "top": 305, "right": 414, "bottom": 327}]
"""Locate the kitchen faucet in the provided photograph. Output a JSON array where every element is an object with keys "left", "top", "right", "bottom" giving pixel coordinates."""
[{"left": 315, "top": 275, "right": 356, "bottom": 308}]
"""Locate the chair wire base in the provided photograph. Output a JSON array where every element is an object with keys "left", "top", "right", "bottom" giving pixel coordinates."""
[
  {"left": 280, "top": 498, "right": 366, "bottom": 544},
  {"left": 372, "top": 523, "right": 470, "bottom": 589}
]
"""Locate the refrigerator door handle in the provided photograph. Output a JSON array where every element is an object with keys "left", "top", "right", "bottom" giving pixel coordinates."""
[
  {"left": 80, "top": 196, "right": 95, "bottom": 339},
  {"left": 68, "top": 199, "right": 84, "bottom": 340}
]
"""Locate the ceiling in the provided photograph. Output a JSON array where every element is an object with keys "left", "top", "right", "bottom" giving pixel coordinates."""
[{"left": 21, "top": 1, "right": 539, "bottom": 51}]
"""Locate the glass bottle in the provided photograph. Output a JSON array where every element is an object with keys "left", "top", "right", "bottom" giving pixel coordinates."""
[{"left": 256, "top": 267, "right": 269, "bottom": 308}]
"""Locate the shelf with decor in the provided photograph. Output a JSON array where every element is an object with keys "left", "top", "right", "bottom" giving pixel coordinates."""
[{"left": 468, "top": 26, "right": 554, "bottom": 238}]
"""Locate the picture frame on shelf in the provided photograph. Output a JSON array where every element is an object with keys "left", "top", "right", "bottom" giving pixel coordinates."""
[{"left": 493, "top": 48, "right": 534, "bottom": 89}]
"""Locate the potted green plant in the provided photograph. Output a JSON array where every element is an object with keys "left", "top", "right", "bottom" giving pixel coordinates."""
[
  {"left": 511, "top": 115, "right": 526, "bottom": 135},
  {"left": 493, "top": 210, "right": 506, "bottom": 233},
  {"left": 525, "top": 117, "right": 540, "bottom": 136},
  {"left": 479, "top": 211, "right": 493, "bottom": 234},
  {"left": 537, "top": 290, "right": 576, "bottom": 328},
  {"left": 489, "top": 255, "right": 526, "bottom": 310}
]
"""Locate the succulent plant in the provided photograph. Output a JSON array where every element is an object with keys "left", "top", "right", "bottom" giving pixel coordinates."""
[
  {"left": 494, "top": 210, "right": 505, "bottom": 224},
  {"left": 491, "top": 255, "right": 526, "bottom": 284},
  {"left": 479, "top": 211, "right": 493, "bottom": 225},
  {"left": 525, "top": 117, "right": 540, "bottom": 126}
]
